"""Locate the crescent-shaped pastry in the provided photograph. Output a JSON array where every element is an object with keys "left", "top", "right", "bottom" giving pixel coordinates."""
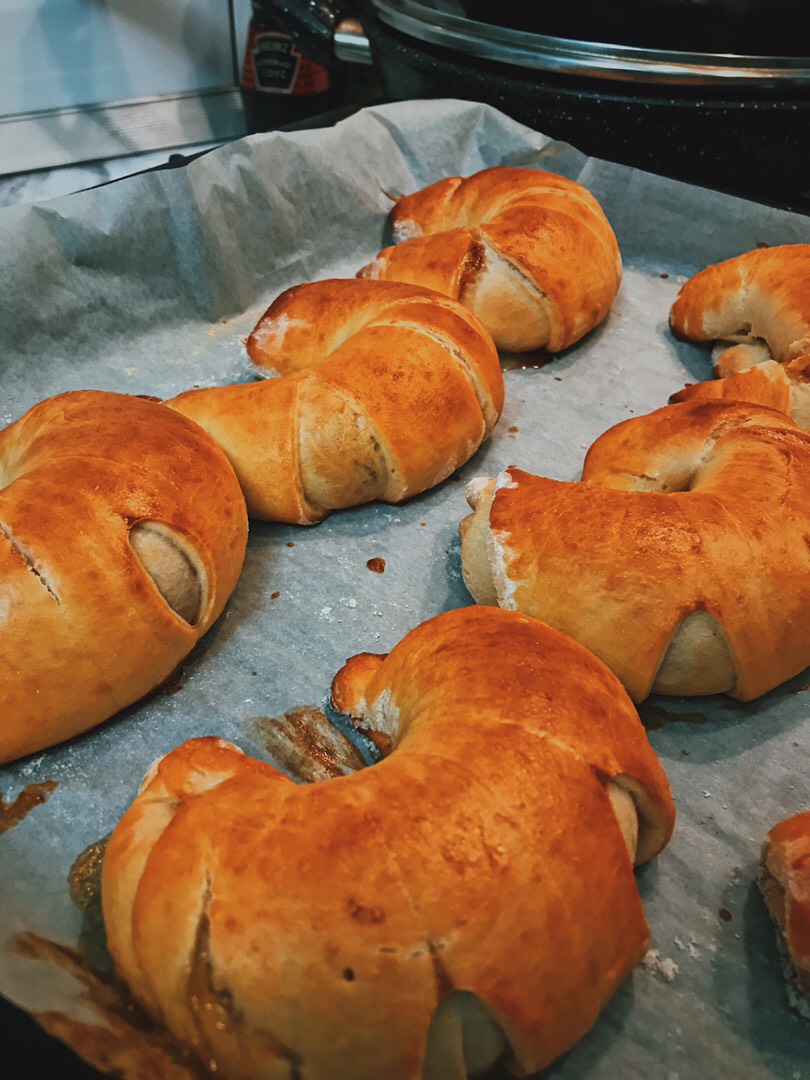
[
  {"left": 168, "top": 279, "right": 504, "bottom": 524},
  {"left": 101, "top": 605, "right": 674, "bottom": 1080},
  {"left": 669, "top": 357, "right": 810, "bottom": 430},
  {"left": 358, "top": 166, "right": 622, "bottom": 353},
  {"left": 0, "top": 390, "right": 248, "bottom": 763},
  {"left": 669, "top": 246, "right": 810, "bottom": 424},
  {"left": 670, "top": 243, "right": 810, "bottom": 373},
  {"left": 461, "top": 399, "right": 810, "bottom": 702},
  {"left": 760, "top": 810, "right": 810, "bottom": 1019}
]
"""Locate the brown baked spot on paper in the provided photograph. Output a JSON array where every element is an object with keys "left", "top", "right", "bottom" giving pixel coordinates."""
[
  {"left": 366, "top": 557, "right": 386, "bottom": 573},
  {"left": 13, "top": 931, "right": 206, "bottom": 1079},
  {"left": 0, "top": 781, "right": 58, "bottom": 836},
  {"left": 69, "top": 838, "right": 108, "bottom": 921},
  {"left": 250, "top": 706, "right": 367, "bottom": 783}
]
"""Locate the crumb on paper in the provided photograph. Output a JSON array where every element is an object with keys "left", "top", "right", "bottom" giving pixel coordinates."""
[
  {"left": 344, "top": 598, "right": 357, "bottom": 609},
  {"left": 643, "top": 948, "right": 679, "bottom": 982},
  {"left": 19, "top": 756, "right": 45, "bottom": 776},
  {"left": 674, "top": 937, "right": 702, "bottom": 959}
]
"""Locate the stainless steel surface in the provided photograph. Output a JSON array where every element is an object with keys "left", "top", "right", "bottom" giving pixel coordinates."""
[
  {"left": 0, "top": 89, "right": 246, "bottom": 177},
  {"left": 371, "top": 0, "right": 810, "bottom": 86}
]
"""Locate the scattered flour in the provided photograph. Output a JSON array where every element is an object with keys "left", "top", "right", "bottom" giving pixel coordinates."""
[{"left": 643, "top": 948, "right": 679, "bottom": 982}]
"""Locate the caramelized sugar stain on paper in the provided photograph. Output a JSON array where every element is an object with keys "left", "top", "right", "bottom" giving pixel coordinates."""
[
  {"left": 11, "top": 707, "right": 373, "bottom": 1076},
  {"left": 0, "top": 780, "right": 58, "bottom": 835},
  {"left": 250, "top": 705, "right": 369, "bottom": 782},
  {"left": 13, "top": 931, "right": 207, "bottom": 1080}
]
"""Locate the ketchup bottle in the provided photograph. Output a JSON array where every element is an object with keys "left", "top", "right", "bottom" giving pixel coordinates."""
[{"left": 240, "top": 0, "right": 339, "bottom": 132}]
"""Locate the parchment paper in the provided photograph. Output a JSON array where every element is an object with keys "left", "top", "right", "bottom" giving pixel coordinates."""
[{"left": 1, "top": 98, "right": 809, "bottom": 1078}]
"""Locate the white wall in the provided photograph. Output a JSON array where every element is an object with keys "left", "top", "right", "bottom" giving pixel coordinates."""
[{"left": 0, "top": 0, "right": 254, "bottom": 173}]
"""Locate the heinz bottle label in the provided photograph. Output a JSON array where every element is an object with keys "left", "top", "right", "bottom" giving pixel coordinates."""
[{"left": 242, "top": 26, "right": 330, "bottom": 96}]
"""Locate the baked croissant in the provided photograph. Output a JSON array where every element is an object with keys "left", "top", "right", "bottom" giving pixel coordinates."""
[
  {"left": 759, "top": 810, "right": 810, "bottom": 1019},
  {"left": 358, "top": 166, "right": 622, "bottom": 353},
  {"left": 669, "top": 243, "right": 810, "bottom": 371},
  {"left": 669, "top": 245, "right": 810, "bottom": 425},
  {"left": 669, "top": 357, "right": 810, "bottom": 430},
  {"left": 101, "top": 605, "right": 675, "bottom": 1080},
  {"left": 0, "top": 390, "right": 248, "bottom": 764},
  {"left": 461, "top": 399, "right": 810, "bottom": 702},
  {"left": 168, "top": 279, "right": 504, "bottom": 524}
]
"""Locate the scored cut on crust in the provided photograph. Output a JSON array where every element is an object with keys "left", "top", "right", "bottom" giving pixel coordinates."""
[
  {"left": 358, "top": 166, "right": 622, "bottom": 353},
  {"left": 101, "top": 606, "right": 675, "bottom": 1080},
  {"left": 460, "top": 398, "right": 810, "bottom": 703}
]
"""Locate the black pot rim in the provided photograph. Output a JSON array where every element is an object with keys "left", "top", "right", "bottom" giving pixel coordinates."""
[{"left": 370, "top": 0, "right": 810, "bottom": 87}]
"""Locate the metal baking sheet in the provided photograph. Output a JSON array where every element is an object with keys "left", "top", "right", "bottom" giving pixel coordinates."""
[{"left": 1, "top": 98, "right": 809, "bottom": 1078}]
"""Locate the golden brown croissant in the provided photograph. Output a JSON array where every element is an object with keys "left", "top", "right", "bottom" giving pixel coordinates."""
[
  {"left": 669, "top": 246, "right": 810, "bottom": 424},
  {"left": 759, "top": 810, "right": 810, "bottom": 1019},
  {"left": 669, "top": 357, "right": 810, "bottom": 430},
  {"left": 101, "top": 605, "right": 675, "bottom": 1080},
  {"left": 358, "top": 166, "right": 622, "bottom": 353},
  {"left": 461, "top": 399, "right": 810, "bottom": 702},
  {"left": 670, "top": 244, "right": 810, "bottom": 370},
  {"left": 0, "top": 390, "right": 248, "bottom": 764},
  {"left": 168, "top": 279, "right": 504, "bottom": 524}
]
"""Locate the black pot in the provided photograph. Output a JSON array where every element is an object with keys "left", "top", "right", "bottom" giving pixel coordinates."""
[
  {"left": 457, "top": 0, "right": 805, "bottom": 55},
  {"left": 273, "top": 0, "right": 810, "bottom": 209},
  {"left": 361, "top": 0, "right": 810, "bottom": 207}
]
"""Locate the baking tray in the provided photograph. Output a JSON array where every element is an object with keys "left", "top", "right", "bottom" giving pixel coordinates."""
[{"left": 1, "top": 98, "right": 809, "bottom": 1078}]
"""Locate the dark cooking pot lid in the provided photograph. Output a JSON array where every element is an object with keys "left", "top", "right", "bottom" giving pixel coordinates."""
[{"left": 369, "top": 0, "right": 810, "bottom": 86}]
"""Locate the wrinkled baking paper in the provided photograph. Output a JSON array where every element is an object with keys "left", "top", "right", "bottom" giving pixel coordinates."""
[{"left": 1, "top": 98, "right": 809, "bottom": 1079}]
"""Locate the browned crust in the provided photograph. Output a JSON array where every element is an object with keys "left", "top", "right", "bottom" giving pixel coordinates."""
[
  {"left": 102, "top": 607, "right": 674, "bottom": 1079},
  {"left": 760, "top": 810, "right": 810, "bottom": 1017},
  {"left": 359, "top": 166, "right": 622, "bottom": 353},
  {"left": 475, "top": 399, "right": 810, "bottom": 702},
  {"left": 0, "top": 390, "right": 248, "bottom": 763},
  {"left": 169, "top": 279, "right": 504, "bottom": 524},
  {"left": 669, "top": 244, "right": 810, "bottom": 361}
]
